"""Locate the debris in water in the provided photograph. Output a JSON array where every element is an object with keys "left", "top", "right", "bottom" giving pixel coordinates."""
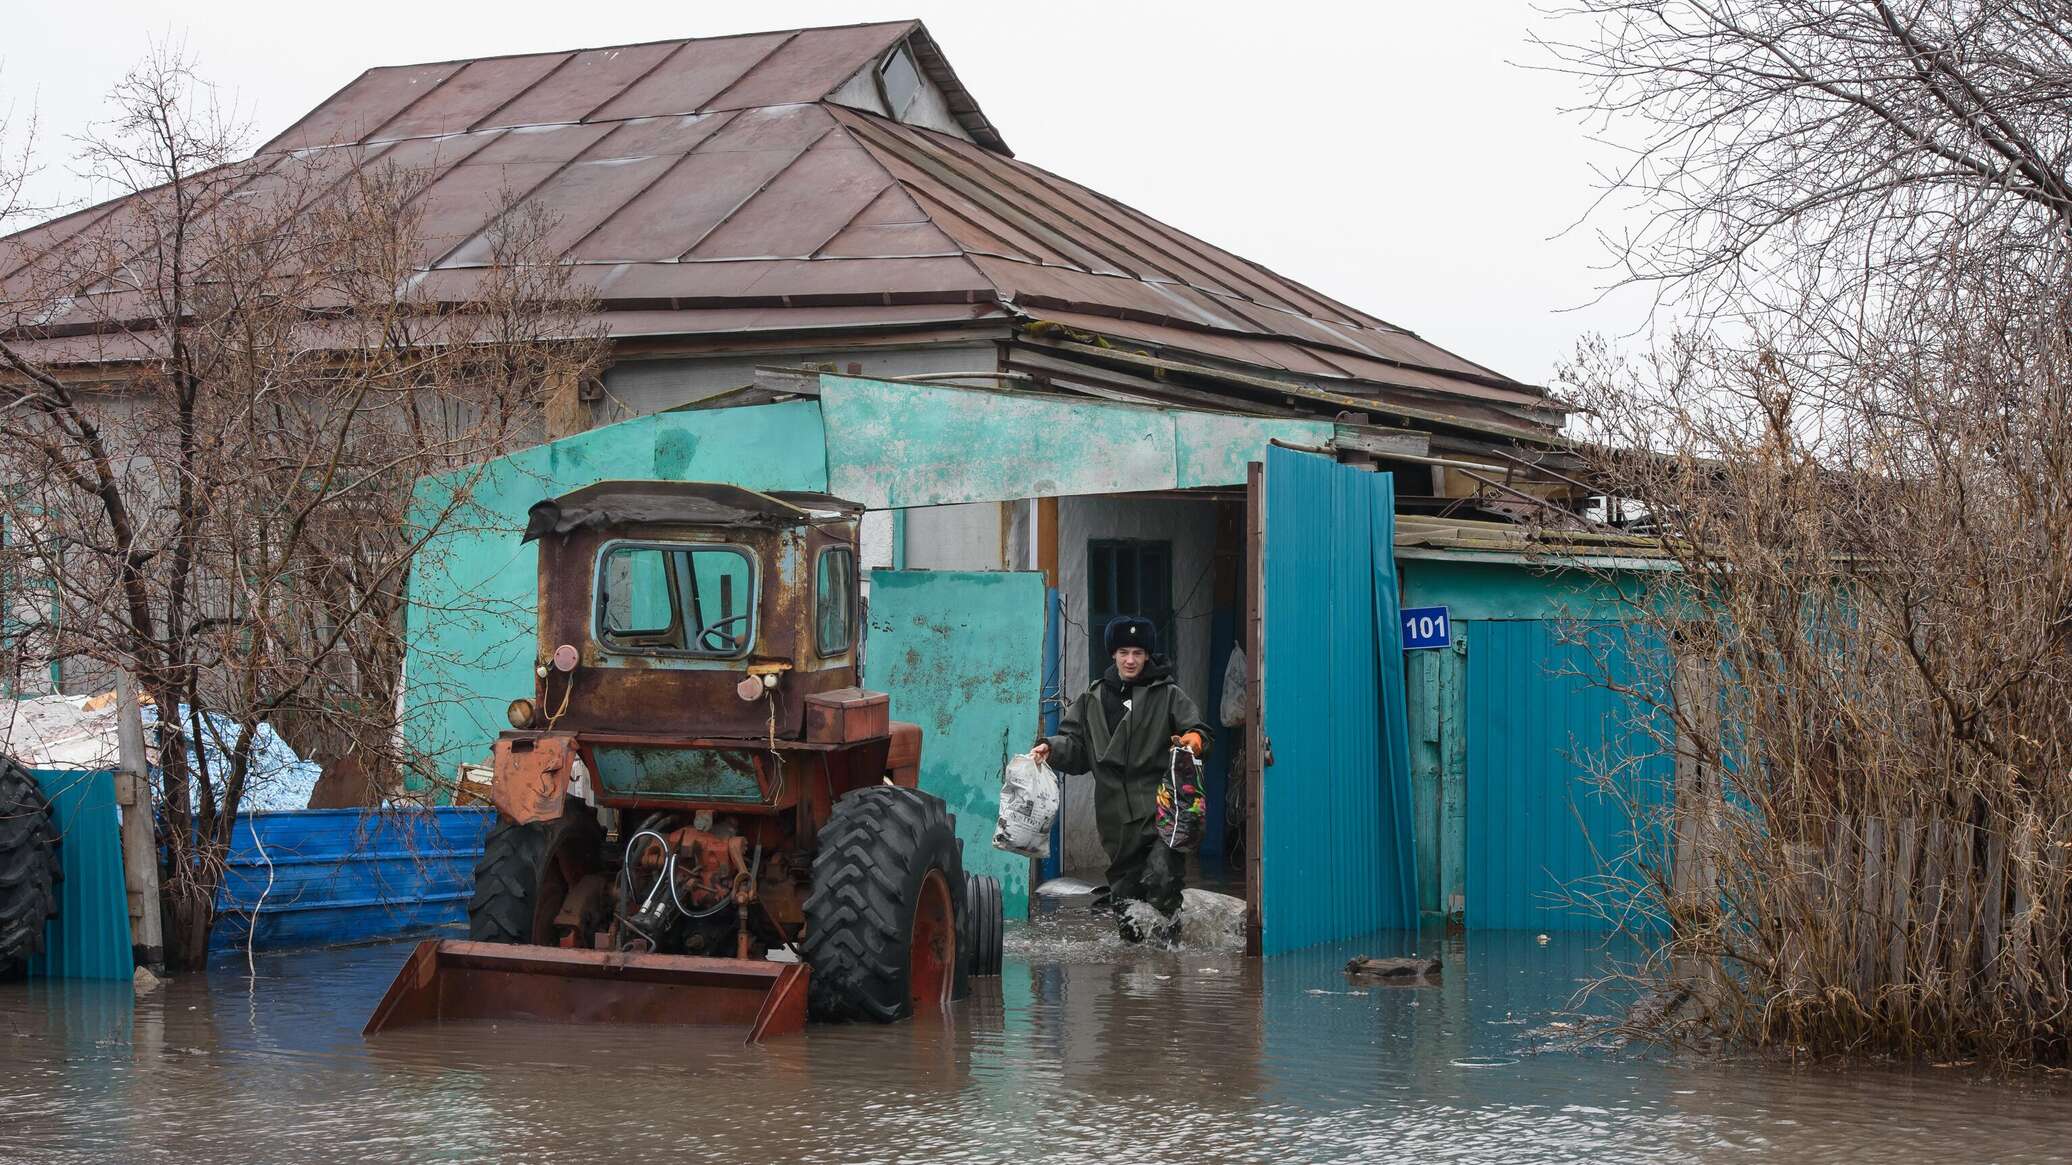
[
  {"left": 1034, "top": 876, "right": 1099, "bottom": 897},
  {"left": 1536, "top": 934, "right": 1550, "bottom": 945},
  {"left": 1344, "top": 956, "right": 1441, "bottom": 982},
  {"left": 133, "top": 966, "right": 163, "bottom": 996}
]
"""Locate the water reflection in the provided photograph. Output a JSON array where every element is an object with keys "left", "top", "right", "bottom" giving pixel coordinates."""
[{"left": 4, "top": 913, "right": 2072, "bottom": 1163}]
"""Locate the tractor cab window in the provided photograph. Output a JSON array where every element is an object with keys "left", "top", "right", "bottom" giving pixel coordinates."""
[
  {"left": 815, "top": 547, "right": 855, "bottom": 655},
  {"left": 597, "top": 542, "right": 755, "bottom": 658}
]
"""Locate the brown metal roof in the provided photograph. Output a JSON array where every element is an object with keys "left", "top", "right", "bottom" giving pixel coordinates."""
[{"left": 0, "top": 20, "right": 1551, "bottom": 428}]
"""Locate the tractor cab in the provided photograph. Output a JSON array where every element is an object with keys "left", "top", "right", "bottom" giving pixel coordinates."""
[{"left": 366, "top": 482, "right": 999, "bottom": 1042}]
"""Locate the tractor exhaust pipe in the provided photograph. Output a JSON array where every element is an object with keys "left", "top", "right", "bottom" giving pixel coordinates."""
[{"left": 363, "top": 940, "right": 809, "bottom": 1043}]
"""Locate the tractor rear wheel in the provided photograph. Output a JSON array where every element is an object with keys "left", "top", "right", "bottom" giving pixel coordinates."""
[
  {"left": 0, "top": 758, "right": 61, "bottom": 977},
  {"left": 959, "top": 872, "right": 1004, "bottom": 978},
  {"left": 803, "top": 786, "right": 963, "bottom": 1023},
  {"left": 467, "top": 801, "right": 604, "bottom": 946}
]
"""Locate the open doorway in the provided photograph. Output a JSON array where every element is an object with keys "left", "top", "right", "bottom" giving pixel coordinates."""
[{"left": 1047, "top": 488, "right": 1251, "bottom": 902}]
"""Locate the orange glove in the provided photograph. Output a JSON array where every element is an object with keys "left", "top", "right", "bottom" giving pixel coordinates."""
[{"left": 1172, "top": 731, "right": 1206, "bottom": 758}]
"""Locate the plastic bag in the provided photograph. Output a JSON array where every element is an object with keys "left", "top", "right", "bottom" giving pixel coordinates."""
[
  {"left": 992, "top": 751, "right": 1060, "bottom": 858},
  {"left": 1219, "top": 646, "right": 1247, "bottom": 728},
  {"left": 1156, "top": 747, "right": 1208, "bottom": 853}
]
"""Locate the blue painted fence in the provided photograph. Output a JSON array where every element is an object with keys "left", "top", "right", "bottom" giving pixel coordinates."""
[
  {"left": 1260, "top": 447, "right": 1418, "bottom": 954},
  {"left": 27, "top": 768, "right": 133, "bottom": 981},
  {"left": 212, "top": 807, "right": 493, "bottom": 953},
  {"left": 1463, "top": 619, "right": 1671, "bottom": 930}
]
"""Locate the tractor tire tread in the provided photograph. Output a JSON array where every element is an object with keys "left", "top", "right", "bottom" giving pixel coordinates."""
[
  {"left": 0, "top": 758, "right": 61, "bottom": 976},
  {"left": 466, "top": 805, "right": 600, "bottom": 945},
  {"left": 802, "top": 786, "right": 962, "bottom": 1024}
]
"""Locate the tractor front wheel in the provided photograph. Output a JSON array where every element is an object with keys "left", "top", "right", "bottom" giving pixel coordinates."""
[
  {"left": 467, "top": 801, "right": 604, "bottom": 946},
  {"left": 803, "top": 786, "right": 963, "bottom": 1023},
  {"left": 0, "top": 758, "right": 61, "bottom": 977}
]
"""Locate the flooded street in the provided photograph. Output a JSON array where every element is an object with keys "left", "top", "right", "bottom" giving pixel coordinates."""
[{"left": 7, "top": 895, "right": 2072, "bottom": 1164}]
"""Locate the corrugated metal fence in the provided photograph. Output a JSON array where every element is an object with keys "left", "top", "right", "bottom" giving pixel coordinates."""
[
  {"left": 27, "top": 768, "right": 133, "bottom": 980},
  {"left": 1260, "top": 447, "right": 1417, "bottom": 954},
  {"left": 213, "top": 808, "right": 492, "bottom": 953},
  {"left": 1463, "top": 620, "right": 1670, "bottom": 930}
]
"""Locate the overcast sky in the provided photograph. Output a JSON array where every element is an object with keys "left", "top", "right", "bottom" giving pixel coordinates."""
[{"left": 5, "top": 1, "right": 1655, "bottom": 389}]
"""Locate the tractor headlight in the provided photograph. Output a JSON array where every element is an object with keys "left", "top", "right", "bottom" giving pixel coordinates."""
[{"left": 507, "top": 698, "right": 537, "bottom": 729}]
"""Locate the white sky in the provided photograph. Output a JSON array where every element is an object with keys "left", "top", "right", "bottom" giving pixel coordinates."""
[{"left": 5, "top": 1, "right": 1655, "bottom": 390}]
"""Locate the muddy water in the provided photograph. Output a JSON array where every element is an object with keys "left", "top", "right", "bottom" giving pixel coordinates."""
[{"left": 6, "top": 896, "right": 2072, "bottom": 1164}]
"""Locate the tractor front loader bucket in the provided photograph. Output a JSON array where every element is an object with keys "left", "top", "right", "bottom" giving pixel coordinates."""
[{"left": 363, "top": 940, "right": 809, "bottom": 1043}]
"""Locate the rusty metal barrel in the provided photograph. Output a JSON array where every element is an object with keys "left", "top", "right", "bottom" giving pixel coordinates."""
[{"left": 362, "top": 940, "right": 809, "bottom": 1043}]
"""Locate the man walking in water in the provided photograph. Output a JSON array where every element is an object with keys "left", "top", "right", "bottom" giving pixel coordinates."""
[{"left": 1033, "top": 616, "right": 1210, "bottom": 943}]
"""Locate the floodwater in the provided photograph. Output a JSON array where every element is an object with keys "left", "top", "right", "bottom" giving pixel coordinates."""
[{"left": 7, "top": 892, "right": 2072, "bottom": 1164}]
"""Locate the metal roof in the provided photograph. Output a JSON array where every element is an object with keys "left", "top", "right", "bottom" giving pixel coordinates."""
[
  {"left": 0, "top": 20, "right": 1551, "bottom": 425},
  {"left": 523, "top": 480, "right": 823, "bottom": 539}
]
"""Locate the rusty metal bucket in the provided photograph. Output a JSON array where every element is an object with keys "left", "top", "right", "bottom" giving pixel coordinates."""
[{"left": 362, "top": 940, "right": 809, "bottom": 1043}]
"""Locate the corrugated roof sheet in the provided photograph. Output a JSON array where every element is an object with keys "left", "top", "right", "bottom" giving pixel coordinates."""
[{"left": 0, "top": 19, "right": 1550, "bottom": 425}]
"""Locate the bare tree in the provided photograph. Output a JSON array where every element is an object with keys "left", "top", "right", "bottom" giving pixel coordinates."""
[
  {"left": 1540, "top": 0, "right": 2072, "bottom": 329},
  {"left": 0, "top": 50, "right": 602, "bottom": 968}
]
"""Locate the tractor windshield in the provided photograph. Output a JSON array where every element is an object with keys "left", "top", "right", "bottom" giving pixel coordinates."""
[{"left": 596, "top": 541, "right": 756, "bottom": 658}]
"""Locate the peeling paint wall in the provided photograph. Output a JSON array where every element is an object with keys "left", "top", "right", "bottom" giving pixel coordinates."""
[
  {"left": 864, "top": 570, "right": 1044, "bottom": 916},
  {"left": 820, "top": 376, "right": 1332, "bottom": 508}
]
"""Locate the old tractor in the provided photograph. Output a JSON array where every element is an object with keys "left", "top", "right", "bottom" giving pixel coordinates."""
[{"left": 366, "top": 481, "right": 1005, "bottom": 1040}]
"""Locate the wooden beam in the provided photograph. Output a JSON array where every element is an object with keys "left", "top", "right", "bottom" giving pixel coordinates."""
[
  {"left": 1037, "top": 495, "right": 1059, "bottom": 589},
  {"left": 1331, "top": 423, "right": 1431, "bottom": 460}
]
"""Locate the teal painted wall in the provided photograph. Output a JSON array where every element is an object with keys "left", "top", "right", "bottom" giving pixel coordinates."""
[
  {"left": 863, "top": 569, "right": 1045, "bottom": 919},
  {"left": 1464, "top": 620, "right": 1671, "bottom": 930},
  {"left": 1398, "top": 557, "right": 1646, "bottom": 622},
  {"left": 819, "top": 375, "right": 1331, "bottom": 508},
  {"left": 402, "top": 402, "right": 829, "bottom": 780},
  {"left": 1396, "top": 556, "right": 1669, "bottom": 926}
]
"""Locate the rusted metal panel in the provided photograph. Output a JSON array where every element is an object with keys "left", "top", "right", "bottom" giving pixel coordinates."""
[
  {"left": 482, "top": 42, "right": 683, "bottom": 130},
  {"left": 588, "top": 746, "right": 765, "bottom": 803},
  {"left": 362, "top": 939, "right": 808, "bottom": 1041},
  {"left": 12, "top": 22, "right": 1555, "bottom": 431},
  {"left": 804, "top": 688, "right": 890, "bottom": 743},
  {"left": 700, "top": 23, "right": 912, "bottom": 111},
  {"left": 263, "top": 61, "right": 467, "bottom": 151},
  {"left": 490, "top": 735, "right": 576, "bottom": 824},
  {"left": 372, "top": 53, "right": 576, "bottom": 140},
  {"left": 585, "top": 32, "right": 797, "bottom": 120}
]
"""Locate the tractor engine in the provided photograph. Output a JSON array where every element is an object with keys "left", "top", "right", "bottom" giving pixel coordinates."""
[{"left": 615, "top": 815, "right": 777, "bottom": 959}]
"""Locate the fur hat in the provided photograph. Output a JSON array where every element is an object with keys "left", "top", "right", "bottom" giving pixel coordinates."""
[{"left": 1104, "top": 615, "right": 1159, "bottom": 656}]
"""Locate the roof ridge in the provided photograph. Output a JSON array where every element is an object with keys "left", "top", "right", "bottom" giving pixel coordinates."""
[{"left": 338, "top": 20, "right": 920, "bottom": 77}]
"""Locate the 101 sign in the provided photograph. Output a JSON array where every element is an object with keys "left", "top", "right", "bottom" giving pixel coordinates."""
[{"left": 1400, "top": 605, "right": 1450, "bottom": 650}]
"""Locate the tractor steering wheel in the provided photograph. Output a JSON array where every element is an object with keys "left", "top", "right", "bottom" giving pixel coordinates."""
[{"left": 696, "top": 613, "right": 753, "bottom": 654}]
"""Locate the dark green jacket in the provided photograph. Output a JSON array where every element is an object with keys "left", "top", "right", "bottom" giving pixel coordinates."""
[{"left": 1043, "top": 664, "right": 1211, "bottom": 851}]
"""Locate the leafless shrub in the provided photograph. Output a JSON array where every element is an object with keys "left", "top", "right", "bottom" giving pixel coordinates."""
[
  {"left": 1543, "top": 1, "right": 2072, "bottom": 1067},
  {"left": 0, "top": 49, "right": 603, "bottom": 967}
]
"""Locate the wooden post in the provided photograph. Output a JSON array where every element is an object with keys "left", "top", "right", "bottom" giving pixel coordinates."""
[
  {"left": 115, "top": 668, "right": 164, "bottom": 971},
  {"left": 1244, "top": 460, "right": 1266, "bottom": 956}
]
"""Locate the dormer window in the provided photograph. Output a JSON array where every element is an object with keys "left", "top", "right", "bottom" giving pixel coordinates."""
[{"left": 879, "top": 44, "right": 921, "bottom": 118}]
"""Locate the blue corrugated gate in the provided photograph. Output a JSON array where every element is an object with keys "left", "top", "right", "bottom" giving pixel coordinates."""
[
  {"left": 1260, "top": 447, "right": 1417, "bottom": 954},
  {"left": 28, "top": 769, "right": 132, "bottom": 981},
  {"left": 1463, "top": 620, "right": 1669, "bottom": 930},
  {"left": 213, "top": 808, "right": 492, "bottom": 952}
]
